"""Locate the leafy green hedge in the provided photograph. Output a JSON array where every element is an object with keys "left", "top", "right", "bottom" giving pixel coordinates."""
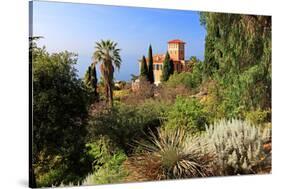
[{"left": 164, "top": 97, "right": 209, "bottom": 134}]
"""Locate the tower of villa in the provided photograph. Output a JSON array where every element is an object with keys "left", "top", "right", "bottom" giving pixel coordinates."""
[
  {"left": 168, "top": 39, "right": 185, "bottom": 61},
  {"left": 139, "top": 39, "right": 189, "bottom": 85}
]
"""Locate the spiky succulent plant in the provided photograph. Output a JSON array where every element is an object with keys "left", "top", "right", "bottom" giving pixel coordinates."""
[{"left": 126, "top": 128, "right": 214, "bottom": 181}]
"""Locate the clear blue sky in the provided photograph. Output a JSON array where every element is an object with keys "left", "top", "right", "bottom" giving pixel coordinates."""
[{"left": 32, "top": 1, "right": 206, "bottom": 81}]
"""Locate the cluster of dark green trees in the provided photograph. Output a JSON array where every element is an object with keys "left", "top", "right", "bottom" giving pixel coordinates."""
[
  {"left": 31, "top": 37, "right": 93, "bottom": 187},
  {"left": 140, "top": 45, "right": 174, "bottom": 83},
  {"left": 140, "top": 45, "right": 154, "bottom": 83},
  {"left": 30, "top": 38, "right": 122, "bottom": 187},
  {"left": 200, "top": 13, "right": 271, "bottom": 119}
]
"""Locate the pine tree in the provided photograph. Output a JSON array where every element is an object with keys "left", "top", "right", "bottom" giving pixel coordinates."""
[
  {"left": 161, "top": 51, "right": 171, "bottom": 81},
  {"left": 148, "top": 44, "right": 154, "bottom": 84},
  {"left": 140, "top": 55, "right": 149, "bottom": 80}
]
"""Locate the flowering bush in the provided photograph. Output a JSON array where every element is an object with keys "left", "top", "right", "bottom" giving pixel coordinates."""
[{"left": 204, "top": 119, "right": 271, "bottom": 175}]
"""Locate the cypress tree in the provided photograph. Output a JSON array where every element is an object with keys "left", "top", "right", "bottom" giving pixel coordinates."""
[
  {"left": 85, "top": 64, "right": 98, "bottom": 97},
  {"left": 161, "top": 51, "right": 171, "bottom": 81},
  {"left": 148, "top": 44, "right": 154, "bottom": 84},
  {"left": 169, "top": 59, "right": 174, "bottom": 75},
  {"left": 140, "top": 55, "right": 149, "bottom": 80},
  {"left": 90, "top": 65, "right": 98, "bottom": 96}
]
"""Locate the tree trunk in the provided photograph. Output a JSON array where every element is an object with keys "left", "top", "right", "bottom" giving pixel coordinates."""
[{"left": 108, "top": 84, "right": 113, "bottom": 107}]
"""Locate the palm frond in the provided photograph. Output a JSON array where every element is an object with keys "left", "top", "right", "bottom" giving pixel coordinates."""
[{"left": 93, "top": 39, "right": 122, "bottom": 106}]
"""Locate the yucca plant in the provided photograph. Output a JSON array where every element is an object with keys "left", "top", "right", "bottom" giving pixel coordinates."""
[
  {"left": 125, "top": 128, "right": 214, "bottom": 181},
  {"left": 204, "top": 119, "right": 271, "bottom": 175}
]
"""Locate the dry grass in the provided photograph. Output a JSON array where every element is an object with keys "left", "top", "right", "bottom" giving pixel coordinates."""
[
  {"left": 120, "top": 79, "right": 155, "bottom": 105},
  {"left": 123, "top": 153, "right": 162, "bottom": 182},
  {"left": 154, "top": 84, "right": 191, "bottom": 103}
]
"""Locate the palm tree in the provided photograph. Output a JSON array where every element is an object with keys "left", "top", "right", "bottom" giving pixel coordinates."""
[{"left": 93, "top": 40, "right": 121, "bottom": 107}]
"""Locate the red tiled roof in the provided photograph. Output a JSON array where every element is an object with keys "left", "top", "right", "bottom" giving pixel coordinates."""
[
  {"left": 152, "top": 54, "right": 165, "bottom": 63},
  {"left": 144, "top": 54, "right": 166, "bottom": 63},
  {"left": 168, "top": 39, "right": 185, "bottom": 44}
]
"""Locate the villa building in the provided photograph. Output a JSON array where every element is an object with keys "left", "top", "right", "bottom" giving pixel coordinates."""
[{"left": 139, "top": 39, "right": 189, "bottom": 85}]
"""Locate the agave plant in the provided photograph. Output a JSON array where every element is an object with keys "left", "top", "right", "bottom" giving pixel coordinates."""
[
  {"left": 204, "top": 119, "right": 271, "bottom": 175},
  {"left": 125, "top": 128, "right": 214, "bottom": 181}
]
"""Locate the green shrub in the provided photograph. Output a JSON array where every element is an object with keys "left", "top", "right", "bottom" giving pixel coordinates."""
[
  {"left": 164, "top": 97, "right": 209, "bottom": 133},
  {"left": 36, "top": 151, "right": 93, "bottom": 187},
  {"left": 166, "top": 72, "right": 193, "bottom": 88},
  {"left": 204, "top": 119, "right": 271, "bottom": 175},
  {"left": 86, "top": 137, "right": 117, "bottom": 168},
  {"left": 137, "top": 99, "right": 168, "bottom": 125},
  {"left": 166, "top": 62, "right": 203, "bottom": 90},
  {"left": 37, "top": 166, "right": 64, "bottom": 187},
  {"left": 245, "top": 108, "right": 270, "bottom": 125},
  {"left": 88, "top": 100, "right": 168, "bottom": 154},
  {"left": 83, "top": 137, "right": 127, "bottom": 185}
]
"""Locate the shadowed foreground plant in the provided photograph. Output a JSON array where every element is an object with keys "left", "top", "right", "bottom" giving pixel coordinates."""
[
  {"left": 82, "top": 137, "right": 128, "bottom": 185},
  {"left": 204, "top": 119, "right": 271, "bottom": 175},
  {"left": 125, "top": 128, "right": 214, "bottom": 181}
]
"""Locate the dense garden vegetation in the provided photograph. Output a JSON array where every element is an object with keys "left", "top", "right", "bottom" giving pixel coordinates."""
[{"left": 30, "top": 13, "right": 271, "bottom": 187}]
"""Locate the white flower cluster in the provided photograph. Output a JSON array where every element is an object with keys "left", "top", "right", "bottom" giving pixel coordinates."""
[{"left": 204, "top": 119, "right": 271, "bottom": 175}]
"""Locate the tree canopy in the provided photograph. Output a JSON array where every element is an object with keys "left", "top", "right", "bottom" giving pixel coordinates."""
[
  {"left": 200, "top": 13, "right": 271, "bottom": 118},
  {"left": 32, "top": 42, "right": 93, "bottom": 187}
]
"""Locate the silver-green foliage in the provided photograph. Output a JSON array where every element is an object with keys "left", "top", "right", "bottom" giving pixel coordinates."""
[{"left": 205, "top": 119, "right": 271, "bottom": 175}]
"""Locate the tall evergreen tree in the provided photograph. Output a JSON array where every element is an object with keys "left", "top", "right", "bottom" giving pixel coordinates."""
[
  {"left": 84, "top": 63, "right": 98, "bottom": 98},
  {"left": 169, "top": 59, "right": 174, "bottom": 75},
  {"left": 147, "top": 44, "right": 154, "bottom": 83},
  {"left": 161, "top": 51, "right": 171, "bottom": 81},
  {"left": 140, "top": 55, "right": 149, "bottom": 80}
]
